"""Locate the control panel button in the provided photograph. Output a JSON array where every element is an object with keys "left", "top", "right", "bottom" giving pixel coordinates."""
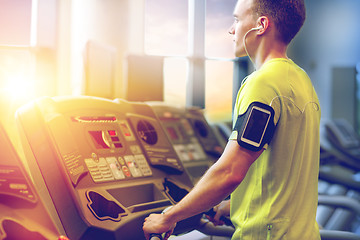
[
  {"left": 122, "top": 166, "right": 131, "bottom": 177},
  {"left": 130, "top": 145, "right": 142, "bottom": 155},
  {"left": 134, "top": 154, "right": 152, "bottom": 176},
  {"left": 106, "top": 157, "right": 125, "bottom": 180},
  {"left": 124, "top": 155, "right": 142, "bottom": 177},
  {"left": 85, "top": 158, "right": 115, "bottom": 182}
]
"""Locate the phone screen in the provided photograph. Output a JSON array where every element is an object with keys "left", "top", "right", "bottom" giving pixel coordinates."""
[{"left": 241, "top": 107, "right": 271, "bottom": 146}]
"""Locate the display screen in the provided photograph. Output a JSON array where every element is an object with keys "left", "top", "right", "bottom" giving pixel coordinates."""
[
  {"left": 89, "top": 131, "right": 110, "bottom": 149},
  {"left": 120, "top": 122, "right": 132, "bottom": 137},
  {"left": 72, "top": 116, "right": 117, "bottom": 123},
  {"left": 180, "top": 119, "right": 194, "bottom": 135},
  {"left": 166, "top": 127, "right": 179, "bottom": 140},
  {"left": 242, "top": 108, "right": 270, "bottom": 143}
]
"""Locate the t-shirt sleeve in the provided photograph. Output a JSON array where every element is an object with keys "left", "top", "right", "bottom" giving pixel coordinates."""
[{"left": 229, "top": 73, "right": 282, "bottom": 147}]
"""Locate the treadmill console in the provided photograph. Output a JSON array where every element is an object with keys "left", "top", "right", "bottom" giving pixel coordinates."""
[
  {"left": 147, "top": 103, "right": 224, "bottom": 183},
  {"left": 0, "top": 123, "right": 62, "bottom": 240},
  {"left": 16, "top": 96, "right": 196, "bottom": 240},
  {"left": 71, "top": 115, "right": 153, "bottom": 184},
  {"left": 186, "top": 107, "right": 224, "bottom": 158}
]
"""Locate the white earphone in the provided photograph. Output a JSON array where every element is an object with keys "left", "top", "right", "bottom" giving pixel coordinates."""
[
  {"left": 243, "top": 25, "right": 263, "bottom": 69},
  {"left": 250, "top": 26, "right": 263, "bottom": 31}
]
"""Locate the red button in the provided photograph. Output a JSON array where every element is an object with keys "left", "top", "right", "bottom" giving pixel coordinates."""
[
  {"left": 122, "top": 166, "right": 131, "bottom": 177},
  {"left": 108, "top": 130, "right": 117, "bottom": 136}
]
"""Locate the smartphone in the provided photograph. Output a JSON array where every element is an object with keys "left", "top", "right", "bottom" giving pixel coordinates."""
[{"left": 240, "top": 105, "right": 271, "bottom": 148}]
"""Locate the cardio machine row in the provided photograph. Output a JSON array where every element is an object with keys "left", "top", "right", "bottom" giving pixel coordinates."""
[{"left": 0, "top": 96, "right": 226, "bottom": 240}]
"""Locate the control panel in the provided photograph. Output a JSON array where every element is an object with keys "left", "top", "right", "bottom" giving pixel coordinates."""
[
  {"left": 16, "top": 96, "right": 196, "bottom": 240},
  {"left": 0, "top": 123, "right": 62, "bottom": 240},
  {"left": 148, "top": 103, "right": 224, "bottom": 183},
  {"left": 186, "top": 107, "right": 225, "bottom": 158},
  {"left": 71, "top": 115, "right": 153, "bottom": 183}
]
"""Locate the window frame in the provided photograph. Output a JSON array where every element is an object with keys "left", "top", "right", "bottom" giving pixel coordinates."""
[{"left": 144, "top": 0, "right": 249, "bottom": 120}]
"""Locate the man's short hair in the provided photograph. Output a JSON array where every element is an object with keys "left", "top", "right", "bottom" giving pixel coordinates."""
[{"left": 252, "top": 0, "right": 306, "bottom": 44}]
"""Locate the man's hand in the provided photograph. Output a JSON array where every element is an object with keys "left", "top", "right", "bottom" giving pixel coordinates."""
[
  {"left": 143, "top": 213, "right": 176, "bottom": 240},
  {"left": 206, "top": 200, "right": 231, "bottom": 226}
]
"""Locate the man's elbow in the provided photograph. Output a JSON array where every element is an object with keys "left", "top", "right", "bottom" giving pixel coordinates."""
[{"left": 221, "top": 168, "right": 246, "bottom": 191}]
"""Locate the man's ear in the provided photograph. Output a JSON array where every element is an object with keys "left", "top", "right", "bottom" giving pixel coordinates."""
[{"left": 256, "top": 16, "right": 269, "bottom": 34}]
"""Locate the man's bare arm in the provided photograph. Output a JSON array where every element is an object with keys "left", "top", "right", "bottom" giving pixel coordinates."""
[{"left": 143, "top": 140, "right": 263, "bottom": 239}]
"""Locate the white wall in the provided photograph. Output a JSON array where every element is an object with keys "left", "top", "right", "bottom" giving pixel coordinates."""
[
  {"left": 290, "top": 0, "right": 360, "bottom": 120},
  {"left": 56, "top": 0, "right": 145, "bottom": 98}
]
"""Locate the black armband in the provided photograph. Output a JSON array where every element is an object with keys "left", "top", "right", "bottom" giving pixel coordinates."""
[{"left": 233, "top": 102, "right": 277, "bottom": 152}]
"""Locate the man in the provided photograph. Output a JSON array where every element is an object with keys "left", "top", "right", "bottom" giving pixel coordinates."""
[{"left": 143, "top": 0, "right": 321, "bottom": 239}]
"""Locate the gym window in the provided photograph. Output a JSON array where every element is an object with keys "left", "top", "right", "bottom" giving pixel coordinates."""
[{"left": 144, "top": 0, "right": 237, "bottom": 122}]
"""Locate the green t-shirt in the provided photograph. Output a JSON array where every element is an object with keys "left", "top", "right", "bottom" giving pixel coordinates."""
[{"left": 229, "top": 58, "right": 321, "bottom": 239}]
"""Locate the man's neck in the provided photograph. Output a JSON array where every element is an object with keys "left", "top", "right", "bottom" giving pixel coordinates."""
[{"left": 253, "top": 40, "right": 288, "bottom": 69}]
